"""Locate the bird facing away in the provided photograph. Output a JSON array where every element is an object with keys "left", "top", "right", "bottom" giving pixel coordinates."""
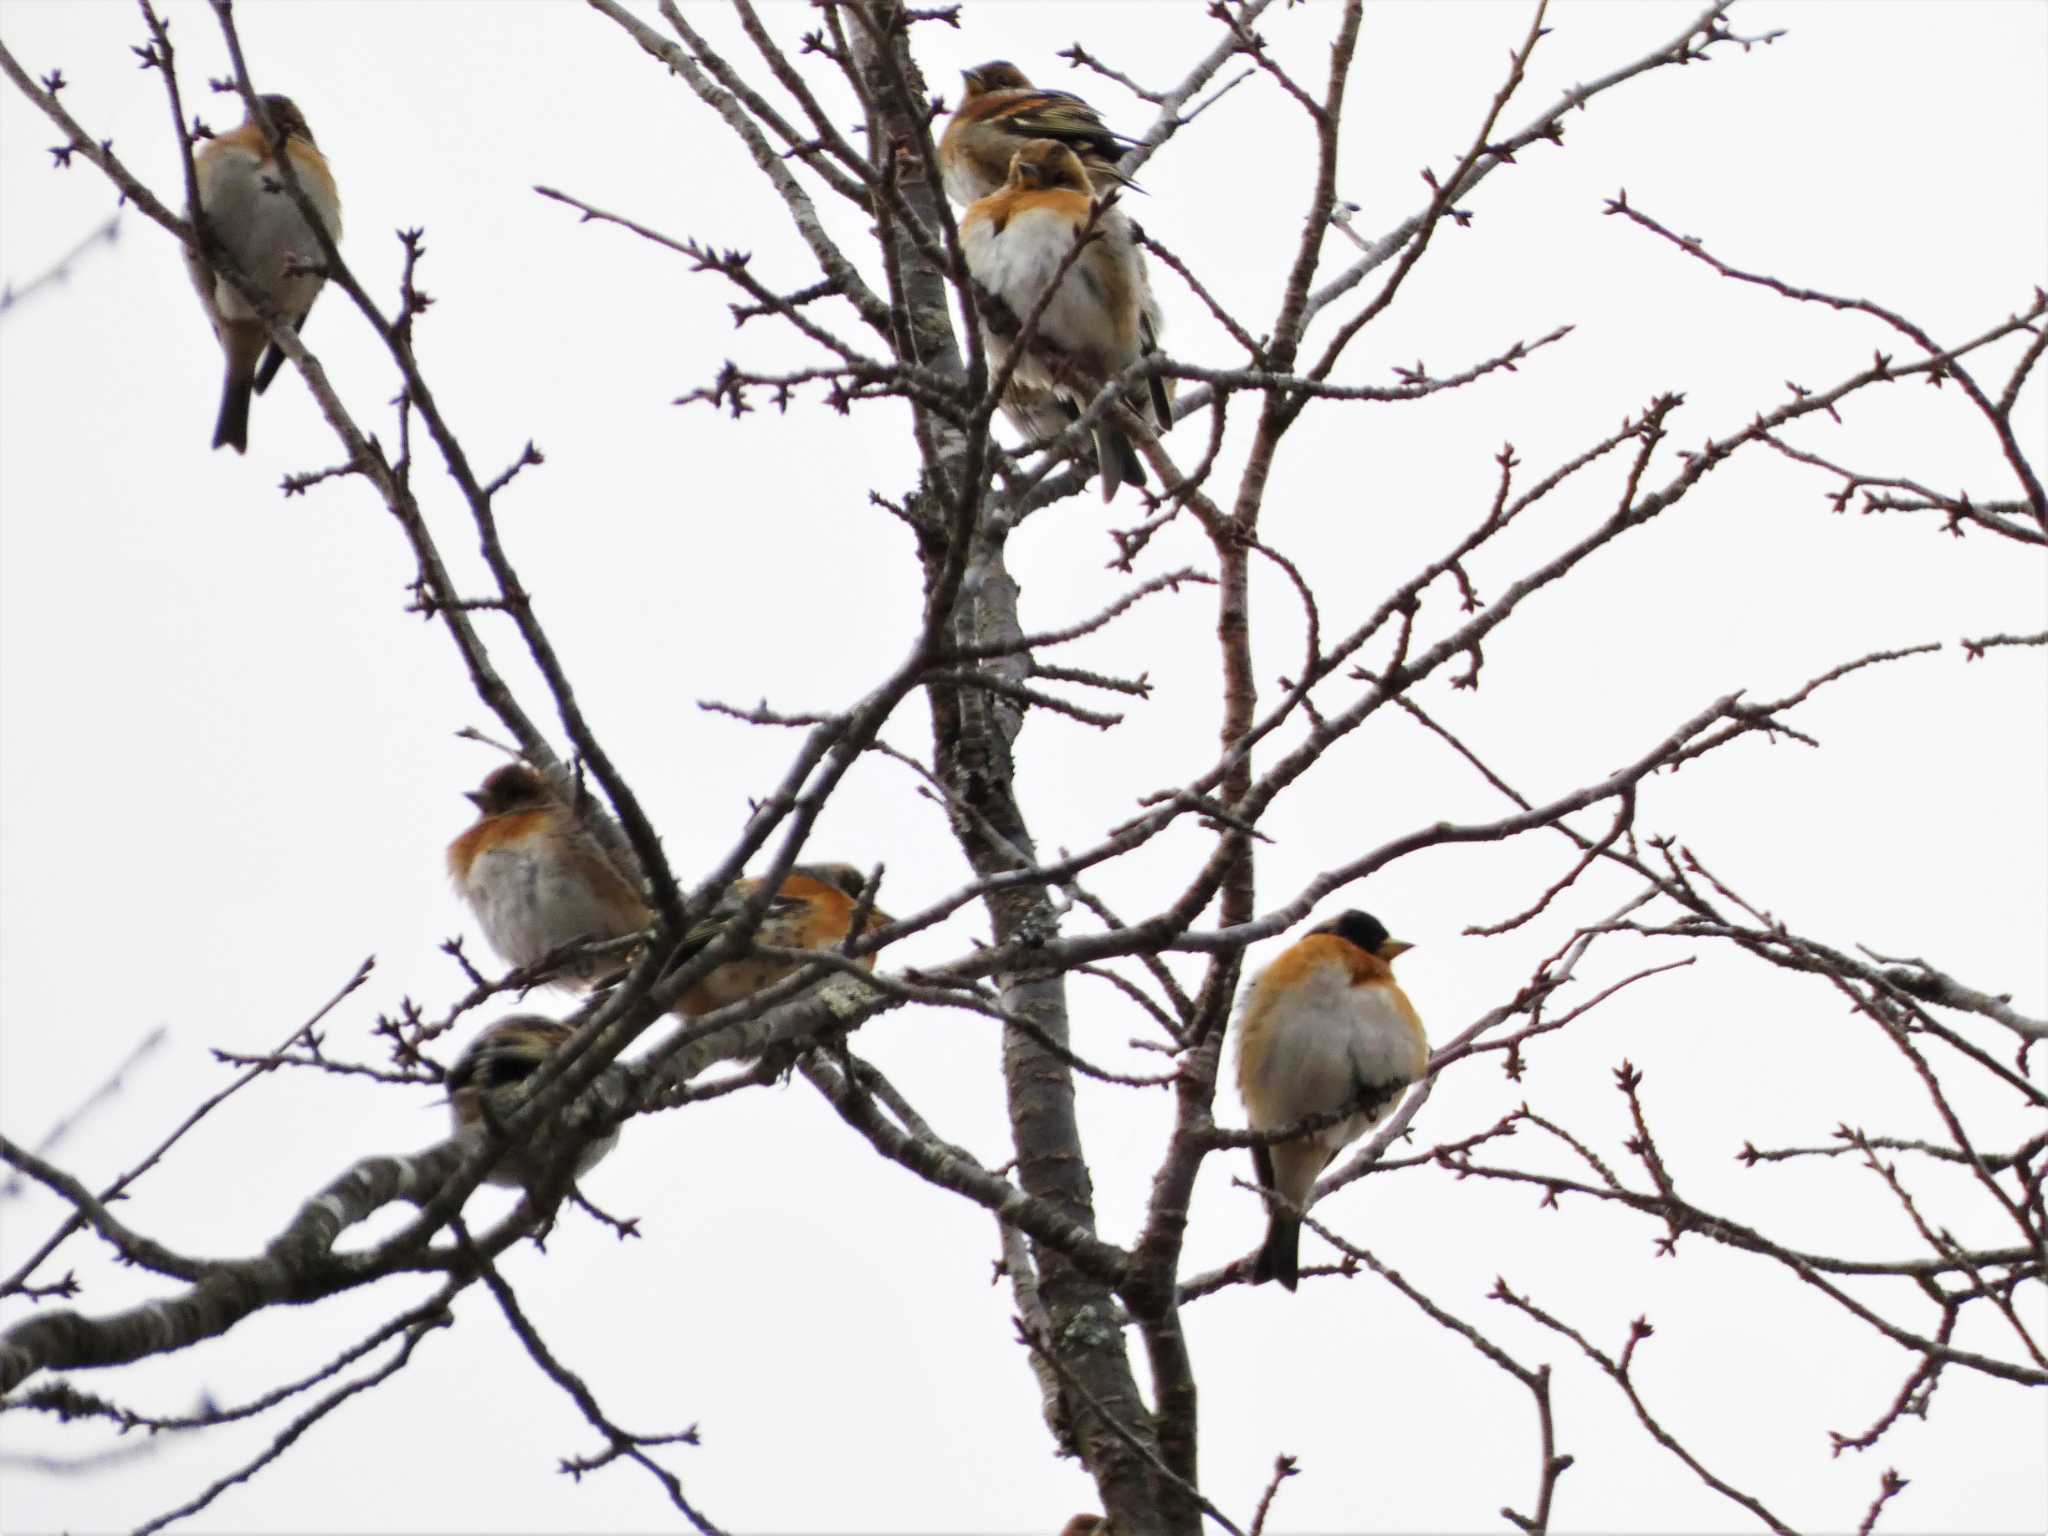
[
  {"left": 182, "top": 94, "right": 342, "bottom": 453},
  {"left": 445, "top": 1014, "right": 618, "bottom": 1188},
  {"left": 1234, "top": 910, "right": 1427, "bottom": 1291},
  {"left": 939, "top": 61, "right": 1140, "bottom": 207},
  {"left": 446, "top": 763, "right": 652, "bottom": 988},
  {"left": 960, "top": 139, "right": 1168, "bottom": 501},
  {"left": 668, "top": 863, "right": 889, "bottom": 1017},
  {"left": 942, "top": 63, "right": 1172, "bottom": 492}
]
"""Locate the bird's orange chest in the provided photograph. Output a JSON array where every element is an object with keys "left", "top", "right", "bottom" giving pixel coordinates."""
[
  {"left": 1248, "top": 936, "right": 1421, "bottom": 1044},
  {"left": 447, "top": 809, "right": 556, "bottom": 880},
  {"left": 1260, "top": 935, "right": 1388, "bottom": 996},
  {"left": 199, "top": 123, "right": 276, "bottom": 174},
  {"left": 974, "top": 185, "right": 1091, "bottom": 239},
  {"left": 197, "top": 126, "right": 334, "bottom": 201},
  {"left": 285, "top": 140, "right": 339, "bottom": 206}
]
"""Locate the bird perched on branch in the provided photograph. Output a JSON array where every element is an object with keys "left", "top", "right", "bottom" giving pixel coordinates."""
[
  {"left": 447, "top": 763, "right": 651, "bottom": 988},
  {"left": 667, "top": 863, "right": 888, "bottom": 1018},
  {"left": 939, "top": 60, "right": 1141, "bottom": 207},
  {"left": 1234, "top": 910, "right": 1427, "bottom": 1291},
  {"left": 447, "top": 761, "right": 887, "bottom": 1018},
  {"left": 182, "top": 93, "right": 342, "bottom": 453},
  {"left": 445, "top": 1014, "right": 618, "bottom": 1188},
  {"left": 942, "top": 63, "right": 1171, "bottom": 495},
  {"left": 960, "top": 139, "right": 1169, "bottom": 501}
]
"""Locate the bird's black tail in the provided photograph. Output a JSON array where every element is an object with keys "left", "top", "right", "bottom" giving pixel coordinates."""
[
  {"left": 1252, "top": 1214, "right": 1301, "bottom": 1291},
  {"left": 213, "top": 370, "right": 253, "bottom": 453},
  {"left": 1138, "top": 300, "right": 1173, "bottom": 432},
  {"left": 252, "top": 312, "right": 307, "bottom": 395},
  {"left": 1144, "top": 363, "right": 1172, "bottom": 435},
  {"left": 252, "top": 342, "right": 286, "bottom": 395},
  {"left": 1092, "top": 423, "right": 1147, "bottom": 502}
]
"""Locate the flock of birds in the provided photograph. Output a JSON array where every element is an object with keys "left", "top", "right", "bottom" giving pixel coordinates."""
[{"left": 180, "top": 65, "right": 1428, "bottom": 1292}]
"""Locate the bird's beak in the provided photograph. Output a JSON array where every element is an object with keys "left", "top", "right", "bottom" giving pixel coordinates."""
[
  {"left": 464, "top": 790, "right": 488, "bottom": 810},
  {"left": 1380, "top": 939, "right": 1415, "bottom": 961}
]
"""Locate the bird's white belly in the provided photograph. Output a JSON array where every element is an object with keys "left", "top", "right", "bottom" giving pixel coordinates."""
[
  {"left": 464, "top": 847, "right": 613, "bottom": 968},
  {"left": 1248, "top": 971, "right": 1422, "bottom": 1153},
  {"left": 196, "top": 149, "right": 335, "bottom": 323},
  {"left": 966, "top": 207, "right": 1116, "bottom": 364}
]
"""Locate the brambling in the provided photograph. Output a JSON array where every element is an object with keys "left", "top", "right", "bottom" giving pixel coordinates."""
[
  {"left": 1234, "top": 910, "right": 1426, "bottom": 1291},
  {"left": 447, "top": 764, "right": 651, "bottom": 988},
  {"left": 182, "top": 94, "right": 342, "bottom": 453},
  {"left": 445, "top": 1014, "right": 618, "bottom": 1188},
  {"left": 960, "top": 140, "right": 1170, "bottom": 501},
  {"left": 939, "top": 61, "right": 1139, "bottom": 208},
  {"left": 942, "top": 63, "right": 1172, "bottom": 476},
  {"left": 669, "top": 863, "right": 889, "bottom": 1017}
]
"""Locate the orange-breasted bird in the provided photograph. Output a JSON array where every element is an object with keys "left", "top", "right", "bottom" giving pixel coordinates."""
[
  {"left": 448, "top": 763, "right": 885, "bottom": 1009},
  {"left": 182, "top": 94, "right": 342, "bottom": 453},
  {"left": 445, "top": 1014, "right": 618, "bottom": 1188},
  {"left": 960, "top": 140, "right": 1168, "bottom": 501},
  {"left": 668, "top": 863, "right": 888, "bottom": 1017},
  {"left": 1234, "top": 909, "right": 1427, "bottom": 1291},
  {"left": 942, "top": 63, "right": 1171, "bottom": 494},
  {"left": 447, "top": 764, "right": 652, "bottom": 988}
]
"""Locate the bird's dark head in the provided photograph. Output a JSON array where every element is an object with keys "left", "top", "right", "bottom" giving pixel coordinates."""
[
  {"left": 962, "top": 60, "right": 1032, "bottom": 98},
  {"left": 1007, "top": 138, "right": 1090, "bottom": 193},
  {"left": 464, "top": 763, "right": 553, "bottom": 816},
  {"left": 794, "top": 862, "right": 869, "bottom": 901},
  {"left": 256, "top": 94, "right": 314, "bottom": 146},
  {"left": 446, "top": 1014, "right": 568, "bottom": 1098},
  {"left": 1312, "top": 909, "right": 1413, "bottom": 963}
]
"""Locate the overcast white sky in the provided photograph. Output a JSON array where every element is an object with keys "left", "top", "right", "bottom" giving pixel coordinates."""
[{"left": 2, "top": 2, "right": 2044, "bottom": 1532}]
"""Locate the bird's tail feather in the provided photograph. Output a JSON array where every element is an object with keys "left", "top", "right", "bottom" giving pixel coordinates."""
[
  {"left": 1253, "top": 1214, "right": 1301, "bottom": 1291},
  {"left": 253, "top": 312, "right": 307, "bottom": 395},
  {"left": 1093, "top": 423, "right": 1147, "bottom": 502},
  {"left": 213, "top": 371, "right": 253, "bottom": 454},
  {"left": 253, "top": 342, "right": 287, "bottom": 395}
]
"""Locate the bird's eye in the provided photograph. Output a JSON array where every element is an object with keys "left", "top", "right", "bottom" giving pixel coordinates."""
[{"left": 486, "top": 1057, "right": 529, "bottom": 1088}]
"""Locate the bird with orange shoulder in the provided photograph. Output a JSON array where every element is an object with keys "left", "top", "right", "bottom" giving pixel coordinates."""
[
  {"left": 959, "top": 139, "right": 1169, "bottom": 501},
  {"left": 941, "top": 61, "right": 1171, "bottom": 497},
  {"left": 446, "top": 762, "right": 887, "bottom": 1012},
  {"left": 939, "top": 60, "right": 1142, "bottom": 207},
  {"left": 447, "top": 763, "right": 653, "bottom": 990},
  {"left": 1234, "top": 909, "right": 1428, "bottom": 1291},
  {"left": 666, "top": 863, "right": 888, "bottom": 1017},
  {"left": 182, "top": 93, "right": 342, "bottom": 453},
  {"left": 444, "top": 1014, "right": 618, "bottom": 1189}
]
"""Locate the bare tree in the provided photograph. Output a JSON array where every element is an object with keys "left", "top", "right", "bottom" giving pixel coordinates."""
[{"left": 1, "top": 2, "right": 2041, "bottom": 1532}]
